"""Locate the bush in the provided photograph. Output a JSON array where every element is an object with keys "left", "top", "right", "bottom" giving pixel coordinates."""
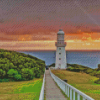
[
  {"left": 94, "top": 79, "right": 100, "bottom": 84},
  {"left": 67, "top": 67, "right": 73, "bottom": 71},
  {"left": 98, "top": 64, "right": 100, "bottom": 70},
  {"left": 79, "top": 68, "right": 85, "bottom": 72},
  {"left": 67, "top": 67, "right": 80, "bottom": 72},
  {"left": 33, "top": 67, "right": 41, "bottom": 78},
  {"left": 86, "top": 69, "right": 93, "bottom": 74},
  {"left": 0, "top": 78, "right": 9, "bottom": 82},
  {"left": 14, "top": 74, "right": 22, "bottom": 81},
  {"left": 96, "top": 71, "right": 100, "bottom": 80},
  {"left": 21, "top": 68, "right": 34, "bottom": 80},
  {"left": 19, "top": 65, "right": 23, "bottom": 69},
  {"left": 9, "top": 63, "right": 15, "bottom": 69},
  {"left": 73, "top": 68, "right": 80, "bottom": 72},
  {"left": 0, "top": 69, "right": 6, "bottom": 78},
  {"left": 2, "top": 64, "right": 9, "bottom": 71},
  {"left": 7, "top": 69, "right": 18, "bottom": 78},
  {"left": 89, "top": 71, "right": 97, "bottom": 76}
]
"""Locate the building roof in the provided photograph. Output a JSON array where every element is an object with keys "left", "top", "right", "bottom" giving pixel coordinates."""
[{"left": 57, "top": 29, "right": 64, "bottom": 35}]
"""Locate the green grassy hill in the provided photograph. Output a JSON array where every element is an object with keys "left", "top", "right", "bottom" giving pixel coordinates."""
[
  {"left": 49, "top": 63, "right": 100, "bottom": 83},
  {"left": 0, "top": 49, "right": 45, "bottom": 82}
]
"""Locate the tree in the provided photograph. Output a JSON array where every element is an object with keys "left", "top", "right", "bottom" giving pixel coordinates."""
[
  {"left": 33, "top": 67, "right": 41, "bottom": 78},
  {"left": 24, "top": 62, "right": 31, "bottom": 68},
  {"left": 98, "top": 64, "right": 100, "bottom": 70},
  {"left": 7, "top": 69, "right": 18, "bottom": 78},
  {"left": 0, "top": 48, "right": 45, "bottom": 82},
  {"left": 79, "top": 68, "right": 85, "bottom": 73},
  {"left": 14, "top": 74, "right": 22, "bottom": 81},
  {"left": 9, "top": 63, "right": 16, "bottom": 69},
  {"left": 90, "top": 70, "right": 97, "bottom": 76},
  {"left": 0, "top": 69, "right": 6, "bottom": 78},
  {"left": 96, "top": 71, "right": 100, "bottom": 80},
  {"left": 2, "top": 64, "right": 9, "bottom": 71},
  {"left": 86, "top": 69, "right": 93, "bottom": 74},
  {"left": 19, "top": 65, "right": 24, "bottom": 69},
  {"left": 21, "top": 68, "right": 34, "bottom": 80}
]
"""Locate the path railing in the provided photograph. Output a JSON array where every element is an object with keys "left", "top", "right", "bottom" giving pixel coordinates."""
[
  {"left": 39, "top": 69, "right": 45, "bottom": 100},
  {"left": 49, "top": 68, "right": 94, "bottom": 100}
]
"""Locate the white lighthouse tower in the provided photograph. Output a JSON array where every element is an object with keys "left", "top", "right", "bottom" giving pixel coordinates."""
[{"left": 55, "top": 29, "right": 67, "bottom": 69}]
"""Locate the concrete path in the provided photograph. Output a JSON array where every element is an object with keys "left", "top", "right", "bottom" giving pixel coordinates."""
[{"left": 45, "top": 70, "right": 67, "bottom": 100}]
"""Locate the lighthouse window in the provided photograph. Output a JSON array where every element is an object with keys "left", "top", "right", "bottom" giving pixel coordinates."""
[
  {"left": 59, "top": 48, "right": 61, "bottom": 50},
  {"left": 59, "top": 58, "right": 61, "bottom": 60}
]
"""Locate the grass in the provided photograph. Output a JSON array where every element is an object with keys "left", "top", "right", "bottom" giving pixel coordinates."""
[
  {"left": 51, "top": 69, "right": 100, "bottom": 100},
  {"left": 0, "top": 77, "right": 43, "bottom": 100}
]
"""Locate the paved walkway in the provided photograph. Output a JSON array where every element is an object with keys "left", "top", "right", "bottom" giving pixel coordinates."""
[{"left": 45, "top": 70, "right": 67, "bottom": 100}]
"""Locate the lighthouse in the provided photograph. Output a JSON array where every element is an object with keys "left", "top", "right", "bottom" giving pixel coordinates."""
[{"left": 55, "top": 29, "right": 67, "bottom": 69}]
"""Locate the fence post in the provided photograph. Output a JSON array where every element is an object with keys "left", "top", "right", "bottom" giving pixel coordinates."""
[
  {"left": 39, "top": 69, "right": 45, "bottom": 100},
  {"left": 68, "top": 86, "right": 69, "bottom": 97},
  {"left": 70, "top": 88, "right": 72, "bottom": 100},
  {"left": 73, "top": 90, "right": 75, "bottom": 100},
  {"left": 65, "top": 84, "right": 68, "bottom": 95},
  {"left": 83, "top": 98, "right": 86, "bottom": 100},
  {"left": 77, "top": 94, "right": 80, "bottom": 100}
]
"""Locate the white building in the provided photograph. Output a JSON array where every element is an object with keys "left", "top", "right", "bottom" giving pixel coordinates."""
[{"left": 55, "top": 29, "right": 67, "bottom": 69}]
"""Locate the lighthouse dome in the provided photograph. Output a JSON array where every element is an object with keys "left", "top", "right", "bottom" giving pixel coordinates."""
[{"left": 57, "top": 29, "right": 64, "bottom": 35}]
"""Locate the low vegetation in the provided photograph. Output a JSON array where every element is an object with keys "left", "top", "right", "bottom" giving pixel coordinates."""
[
  {"left": 0, "top": 49, "right": 45, "bottom": 82},
  {"left": 67, "top": 63, "right": 100, "bottom": 84},
  {"left": 0, "top": 77, "right": 43, "bottom": 100}
]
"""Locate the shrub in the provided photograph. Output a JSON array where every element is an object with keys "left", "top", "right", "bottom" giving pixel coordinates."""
[
  {"left": 94, "top": 79, "right": 100, "bottom": 84},
  {"left": 33, "top": 67, "right": 41, "bottom": 78},
  {"left": 14, "top": 74, "right": 22, "bottom": 81},
  {"left": 19, "top": 65, "right": 23, "bottom": 69},
  {"left": 67, "top": 67, "right": 80, "bottom": 72},
  {"left": 73, "top": 68, "right": 80, "bottom": 72},
  {"left": 2, "top": 64, "right": 9, "bottom": 71},
  {"left": 96, "top": 71, "right": 100, "bottom": 80},
  {"left": 79, "top": 68, "right": 85, "bottom": 72},
  {"left": 0, "top": 69, "right": 6, "bottom": 78},
  {"left": 21, "top": 68, "right": 34, "bottom": 80},
  {"left": 89, "top": 71, "right": 97, "bottom": 76},
  {"left": 86, "top": 69, "right": 93, "bottom": 74},
  {"left": 7, "top": 69, "right": 18, "bottom": 78},
  {"left": 0, "top": 78, "right": 9, "bottom": 82},
  {"left": 98, "top": 64, "right": 100, "bottom": 70},
  {"left": 67, "top": 67, "right": 73, "bottom": 71},
  {"left": 9, "top": 63, "right": 15, "bottom": 69}
]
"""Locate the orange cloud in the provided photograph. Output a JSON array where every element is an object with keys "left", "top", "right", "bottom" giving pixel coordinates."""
[{"left": 0, "top": 40, "right": 100, "bottom": 51}]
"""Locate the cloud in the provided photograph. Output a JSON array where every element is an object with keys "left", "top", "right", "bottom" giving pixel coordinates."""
[
  {"left": 91, "top": 29, "right": 100, "bottom": 32},
  {"left": 0, "top": 19, "right": 4, "bottom": 23}
]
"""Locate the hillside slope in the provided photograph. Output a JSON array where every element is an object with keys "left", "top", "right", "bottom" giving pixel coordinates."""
[{"left": 0, "top": 49, "right": 45, "bottom": 81}]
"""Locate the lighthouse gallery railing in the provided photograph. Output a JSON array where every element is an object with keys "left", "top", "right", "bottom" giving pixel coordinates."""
[{"left": 49, "top": 68, "right": 94, "bottom": 100}]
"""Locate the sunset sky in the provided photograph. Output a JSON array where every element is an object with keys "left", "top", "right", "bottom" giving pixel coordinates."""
[{"left": 0, "top": 0, "right": 100, "bottom": 51}]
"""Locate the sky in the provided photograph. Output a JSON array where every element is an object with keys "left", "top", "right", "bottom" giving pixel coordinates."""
[{"left": 0, "top": 0, "right": 100, "bottom": 51}]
